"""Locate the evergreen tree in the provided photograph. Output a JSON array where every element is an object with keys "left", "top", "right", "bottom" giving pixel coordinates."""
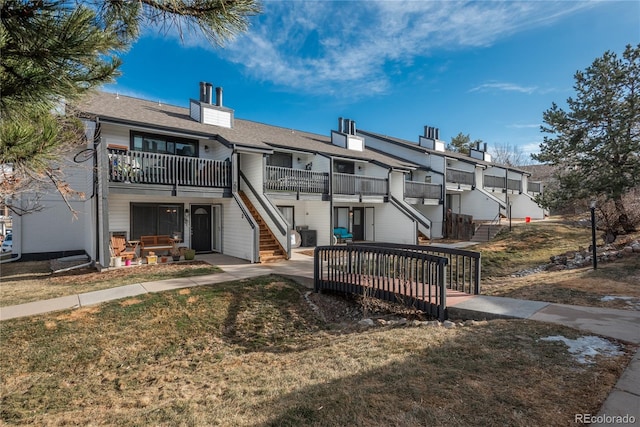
[
  {"left": 0, "top": 0, "right": 261, "bottom": 214},
  {"left": 533, "top": 44, "right": 640, "bottom": 236},
  {"left": 447, "top": 132, "right": 482, "bottom": 155}
]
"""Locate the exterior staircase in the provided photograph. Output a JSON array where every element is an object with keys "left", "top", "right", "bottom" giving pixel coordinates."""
[
  {"left": 418, "top": 230, "right": 430, "bottom": 244},
  {"left": 238, "top": 192, "right": 287, "bottom": 263},
  {"left": 471, "top": 223, "right": 504, "bottom": 242}
]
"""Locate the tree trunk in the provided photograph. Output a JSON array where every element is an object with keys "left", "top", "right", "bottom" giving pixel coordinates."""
[{"left": 614, "top": 197, "right": 635, "bottom": 233}]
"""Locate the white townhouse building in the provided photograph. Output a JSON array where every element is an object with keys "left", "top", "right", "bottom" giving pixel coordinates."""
[
  {"left": 358, "top": 126, "right": 546, "bottom": 238},
  {"left": 10, "top": 85, "right": 437, "bottom": 265},
  {"left": 8, "top": 85, "right": 546, "bottom": 266}
]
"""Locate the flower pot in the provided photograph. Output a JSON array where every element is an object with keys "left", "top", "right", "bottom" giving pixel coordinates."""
[
  {"left": 160, "top": 256, "right": 168, "bottom": 263},
  {"left": 172, "top": 255, "right": 181, "bottom": 262},
  {"left": 183, "top": 249, "right": 196, "bottom": 260},
  {"left": 112, "top": 256, "right": 123, "bottom": 268}
]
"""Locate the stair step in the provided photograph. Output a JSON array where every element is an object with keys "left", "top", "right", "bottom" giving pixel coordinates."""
[
  {"left": 239, "top": 191, "right": 288, "bottom": 259},
  {"left": 472, "top": 224, "right": 503, "bottom": 242}
]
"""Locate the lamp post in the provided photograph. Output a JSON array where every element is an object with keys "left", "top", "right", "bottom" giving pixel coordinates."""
[{"left": 590, "top": 200, "right": 597, "bottom": 270}]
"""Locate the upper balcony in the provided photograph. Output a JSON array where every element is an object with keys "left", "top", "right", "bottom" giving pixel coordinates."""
[
  {"left": 446, "top": 169, "right": 475, "bottom": 187},
  {"left": 528, "top": 181, "right": 543, "bottom": 194},
  {"left": 333, "top": 172, "right": 388, "bottom": 196},
  {"left": 404, "top": 181, "right": 442, "bottom": 203},
  {"left": 264, "top": 166, "right": 388, "bottom": 201},
  {"left": 264, "top": 165, "right": 329, "bottom": 195},
  {"left": 484, "top": 175, "right": 527, "bottom": 194},
  {"left": 108, "top": 149, "right": 231, "bottom": 189}
]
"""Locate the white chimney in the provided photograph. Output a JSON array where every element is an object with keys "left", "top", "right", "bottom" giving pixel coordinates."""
[{"left": 189, "top": 82, "right": 234, "bottom": 128}]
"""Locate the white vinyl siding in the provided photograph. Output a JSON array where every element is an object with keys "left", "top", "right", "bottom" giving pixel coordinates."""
[
  {"left": 189, "top": 100, "right": 201, "bottom": 122},
  {"left": 373, "top": 204, "right": 416, "bottom": 244},
  {"left": 202, "top": 107, "right": 232, "bottom": 128},
  {"left": 21, "top": 199, "right": 90, "bottom": 254},
  {"left": 271, "top": 199, "right": 331, "bottom": 246},
  {"left": 101, "top": 124, "right": 130, "bottom": 149},
  {"left": 222, "top": 198, "right": 256, "bottom": 261},
  {"left": 388, "top": 170, "right": 405, "bottom": 199},
  {"left": 510, "top": 193, "right": 546, "bottom": 220}
]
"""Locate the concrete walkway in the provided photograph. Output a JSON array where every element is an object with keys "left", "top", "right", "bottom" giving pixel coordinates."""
[{"left": 1, "top": 249, "right": 637, "bottom": 424}]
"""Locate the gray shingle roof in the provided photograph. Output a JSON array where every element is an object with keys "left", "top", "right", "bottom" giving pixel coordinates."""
[
  {"left": 77, "top": 91, "right": 417, "bottom": 170},
  {"left": 358, "top": 129, "right": 531, "bottom": 174}
]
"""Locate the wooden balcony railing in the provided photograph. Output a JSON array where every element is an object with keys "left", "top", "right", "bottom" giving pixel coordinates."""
[
  {"left": 333, "top": 173, "right": 388, "bottom": 196},
  {"left": 404, "top": 181, "right": 442, "bottom": 200},
  {"left": 264, "top": 166, "right": 329, "bottom": 194},
  {"left": 108, "top": 149, "right": 231, "bottom": 188},
  {"left": 446, "top": 169, "right": 475, "bottom": 186}
]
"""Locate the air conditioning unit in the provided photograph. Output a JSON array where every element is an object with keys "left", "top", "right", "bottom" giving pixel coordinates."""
[{"left": 299, "top": 229, "right": 317, "bottom": 247}]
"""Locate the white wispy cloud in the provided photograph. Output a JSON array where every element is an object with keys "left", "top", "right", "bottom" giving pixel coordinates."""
[
  {"left": 175, "top": 1, "right": 597, "bottom": 98},
  {"left": 508, "top": 123, "right": 541, "bottom": 129},
  {"left": 469, "top": 82, "right": 538, "bottom": 94}
]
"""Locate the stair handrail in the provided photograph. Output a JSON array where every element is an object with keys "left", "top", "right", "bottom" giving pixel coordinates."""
[
  {"left": 239, "top": 170, "right": 291, "bottom": 259},
  {"left": 239, "top": 171, "right": 288, "bottom": 236},
  {"left": 486, "top": 212, "right": 501, "bottom": 241}
]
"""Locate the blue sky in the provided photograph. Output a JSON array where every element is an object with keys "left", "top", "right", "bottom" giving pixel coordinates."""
[{"left": 106, "top": 1, "right": 640, "bottom": 160}]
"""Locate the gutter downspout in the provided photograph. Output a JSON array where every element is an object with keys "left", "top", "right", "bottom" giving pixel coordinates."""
[
  {"left": 442, "top": 158, "right": 448, "bottom": 238},
  {"left": 328, "top": 155, "right": 334, "bottom": 245},
  {"left": 93, "top": 118, "right": 101, "bottom": 268}
]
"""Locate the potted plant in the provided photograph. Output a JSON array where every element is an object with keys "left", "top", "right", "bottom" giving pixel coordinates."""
[
  {"left": 183, "top": 249, "right": 196, "bottom": 261},
  {"left": 171, "top": 248, "right": 181, "bottom": 262}
]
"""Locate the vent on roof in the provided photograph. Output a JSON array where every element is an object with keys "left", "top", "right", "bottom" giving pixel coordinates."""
[
  {"left": 189, "top": 82, "right": 233, "bottom": 129},
  {"left": 470, "top": 141, "right": 492, "bottom": 162},
  {"left": 332, "top": 117, "right": 364, "bottom": 152},
  {"left": 419, "top": 125, "right": 445, "bottom": 152}
]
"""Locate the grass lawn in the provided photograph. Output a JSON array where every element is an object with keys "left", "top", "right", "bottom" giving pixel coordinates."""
[
  {"left": 0, "top": 261, "right": 221, "bottom": 307},
  {"left": 0, "top": 276, "right": 634, "bottom": 426}
]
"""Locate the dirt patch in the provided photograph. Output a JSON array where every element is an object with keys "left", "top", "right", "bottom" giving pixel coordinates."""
[{"left": 306, "top": 290, "right": 434, "bottom": 325}]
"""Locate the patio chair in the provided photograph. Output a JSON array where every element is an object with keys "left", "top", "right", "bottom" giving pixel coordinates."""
[
  {"left": 110, "top": 235, "right": 137, "bottom": 260},
  {"left": 333, "top": 227, "right": 353, "bottom": 243}
]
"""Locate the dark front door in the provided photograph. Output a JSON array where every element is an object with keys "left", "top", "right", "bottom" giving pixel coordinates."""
[
  {"left": 191, "top": 205, "right": 212, "bottom": 252},
  {"left": 352, "top": 207, "right": 365, "bottom": 241}
]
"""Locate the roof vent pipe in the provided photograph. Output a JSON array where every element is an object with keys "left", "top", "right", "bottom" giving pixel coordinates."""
[
  {"left": 483, "top": 142, "right": 487, "bottom": 152},
  {"left": 476, "top": 141, "right": 481, "bottom": 150},
  {"left": 338, "top": 117, "right": 344, "bottom": 133},
  {"left": 199, "top": 82, "right": 207, "bottom": 102},
  {"left": 215, "top": 86, "right": 223, "bottom": 106},
  {"left": 344, "top": 119, "right": 351, "bottom": 134},
  {"left": 350, "top": 120, "right": 356, "bottom": 135},
  {"left": 435, "top": 128, "right": 440, "bottom": 140},
  {"left": 205, "top": 83, "right": 213, "bottom": 104}
]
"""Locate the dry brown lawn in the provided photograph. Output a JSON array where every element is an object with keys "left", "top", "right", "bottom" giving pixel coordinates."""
[
  {"left": 0, "top": 276, "right": 635, "bottom": 426},
  {"left": 483, "top": 257, "right": 640, "bottom": 309},
  {"left": 476, "top": 219, "right": 640, "bottom": 309},
  {"left": 0, "top": 260, "right": 220, "bottom": 307}
]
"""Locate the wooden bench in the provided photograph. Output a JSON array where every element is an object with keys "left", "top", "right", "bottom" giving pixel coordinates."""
[{"left": 140, "top": 235, "right": 174, "bottom": 256}]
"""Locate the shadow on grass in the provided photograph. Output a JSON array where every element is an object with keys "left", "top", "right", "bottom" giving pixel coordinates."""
[{"left": 255, "top": 322, "right": 628, "bottom": 427}]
